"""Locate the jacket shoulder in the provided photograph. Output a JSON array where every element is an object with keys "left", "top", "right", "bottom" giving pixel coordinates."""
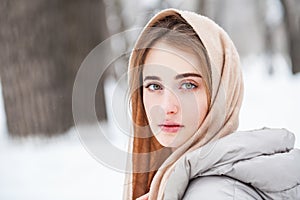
[{"left": 182, "top": 175, "right": 263, "bottom": 200}]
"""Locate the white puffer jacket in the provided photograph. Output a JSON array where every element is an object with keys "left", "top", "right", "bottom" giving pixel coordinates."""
[{"left": 164, "top": 128, "right": 300, "bottom": 199}]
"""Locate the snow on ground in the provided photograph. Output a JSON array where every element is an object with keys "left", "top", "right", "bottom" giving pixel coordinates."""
[
  {"left": 0, "top": 55, "right": 299, "bottom": 200},
  {"left": 0, "top": 127, "right": 125, "bottom": 200}
]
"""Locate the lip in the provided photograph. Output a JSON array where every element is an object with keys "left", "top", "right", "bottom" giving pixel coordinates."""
[{"left": 158, "top": 122, "right": 184, "bottom": 133}]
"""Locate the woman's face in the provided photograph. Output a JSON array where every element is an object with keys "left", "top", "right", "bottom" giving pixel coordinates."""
[{"left": 142, "top": 42, "right": 209, "bottom": 148}]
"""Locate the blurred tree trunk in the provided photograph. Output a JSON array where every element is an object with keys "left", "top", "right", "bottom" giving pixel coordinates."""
[
  {"left": 197, "top": 0, "right": 208, "bottom": 16},
  {"left": 258, "top": 0, "right": 275, "bottom": 75},
  {"left": 0, "top": 0, "right": 108, "bottom": 137},
  {"left": 280, "top": 0, "right": 300, "bottom": 74}
]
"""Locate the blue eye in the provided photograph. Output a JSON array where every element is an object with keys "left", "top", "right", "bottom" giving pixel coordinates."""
[
  {"left": 181, "top": 82, "right": 197, "bottom": 90},
  {"left": 146, "top": 83, "right": 162, "bottom": 91}
]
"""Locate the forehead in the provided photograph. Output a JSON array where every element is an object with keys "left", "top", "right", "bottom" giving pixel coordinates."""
[{"left": 143, "top": 42, "right": 201, "bottom": 75}]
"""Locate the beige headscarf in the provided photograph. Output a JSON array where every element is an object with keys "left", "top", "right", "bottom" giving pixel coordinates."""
[{"left": 125, "top": 8, "right": 244, "bottom": 200}]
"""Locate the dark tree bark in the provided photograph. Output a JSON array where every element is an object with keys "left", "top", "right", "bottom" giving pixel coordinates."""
[
  {"left": 197, "top": 0, "right": 208, "bottom": 16},
  {"left": 281, "top": 0, "right": 300, "bottom": 74},
  {"left": 0, "top": 0, "right": 108, "bottom": 137},
  {"left": 257, "top": 0, "right": 275, "bottom": 75}
]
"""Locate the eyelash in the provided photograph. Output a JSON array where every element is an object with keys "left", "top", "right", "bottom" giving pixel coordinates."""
[
  {"left": 145, "top": 83, "right": 163, "bottom": 91},
  {"left": 144, "top": 82, "right": 198, "bottom": 91},
  {"left": 180, "top": 82, "right": 198, "bottom": 90}
]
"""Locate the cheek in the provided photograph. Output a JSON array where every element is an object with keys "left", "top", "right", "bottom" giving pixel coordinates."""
[
  {"left": 196, "top": 93, "right": 209, "bottom": 124},
  {"left": 197, "top": 99, "right": 208, "bottom": 122},
  {"left": 143, "top": 92, "right": 164, "bottom": 122},
  {"left": 143, "top": 91, "right": 152, "bottom": 116},
  {"left": 181, "top": 92, "right": 208, "bottom": 124}
]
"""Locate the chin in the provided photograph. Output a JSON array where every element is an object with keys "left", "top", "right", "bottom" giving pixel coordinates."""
[
  {"left": 158, "top": 137, "right": 179, "bottom": 148},
  {"left": 152, "top": 129, "right": 181, "bottom": 147}
]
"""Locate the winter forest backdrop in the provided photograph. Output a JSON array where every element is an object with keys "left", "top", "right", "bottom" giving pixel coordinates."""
[{"left": 0, "top": 0, "right": 299, "bottom": 199}]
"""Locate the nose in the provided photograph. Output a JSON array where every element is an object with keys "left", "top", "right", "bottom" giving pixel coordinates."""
[{"left": 161, "top": 89, "right": 179, "bottom": 115}]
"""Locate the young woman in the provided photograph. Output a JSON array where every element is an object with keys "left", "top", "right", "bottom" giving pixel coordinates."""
[{"left": 124, "top": 8, "right": 300, "bottom": 200}]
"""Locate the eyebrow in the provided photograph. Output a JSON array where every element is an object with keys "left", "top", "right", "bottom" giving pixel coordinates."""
[
  {"left": 175, "top": 73, "right": 202, "bottom": 79},
  {"left": 143, "top": 73, "right": 202, "bottom": 82},
  {"left": 143, "top": 76, "right": 161, "bottom": 81}
]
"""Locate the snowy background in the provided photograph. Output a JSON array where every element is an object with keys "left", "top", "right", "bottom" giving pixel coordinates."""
[
  {"left": 1, "top": 0, "right": 300, "bottom": 199},
  {"left": 0, "top": 55, "right": 299, "bottom": 200}
]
